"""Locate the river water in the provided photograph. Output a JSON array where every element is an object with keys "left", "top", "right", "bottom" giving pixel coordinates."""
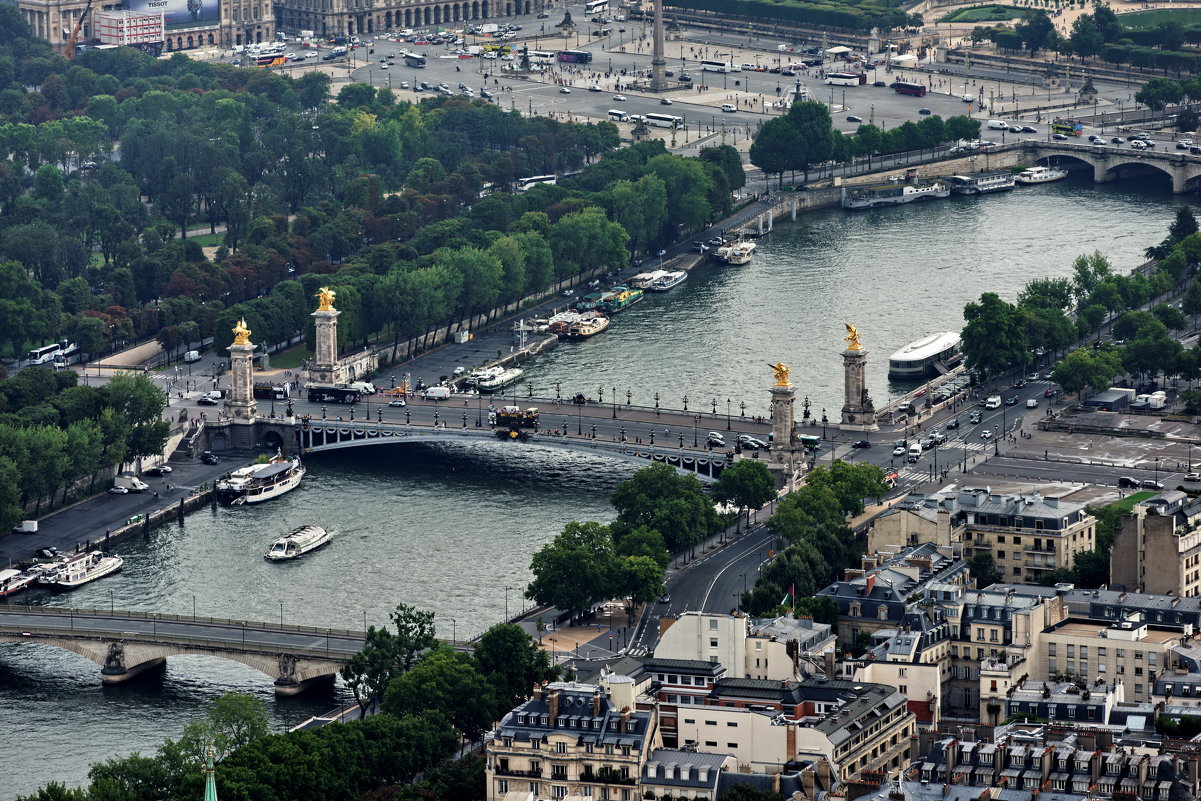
[{"left": 1, "top": 174, "right": 1194, "bottom": 799}]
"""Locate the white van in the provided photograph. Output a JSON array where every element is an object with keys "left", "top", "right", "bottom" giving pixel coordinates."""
[
  {"left": 907, "top": 443, "right": 922, "bottom": 463},
  {"left": 721, "top": 103, "right": 737, "bottom": 113},
  {"left": 984, "top": 396, "right": 1002, "bottom": 410},
  {"left": 986, "top": 120, "right": 1009, "bottom": 130},
  {"left": 184, "top": 350, "right": 202, "bottom": 363}
]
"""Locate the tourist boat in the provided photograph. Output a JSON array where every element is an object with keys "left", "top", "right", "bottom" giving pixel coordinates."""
[
  {"left": 216, "top": 456, "right": 306, "bottom": 505},
  {"left": 564, "top": 315, "right": 610, "bottom": 339},
  {"left": 649, "top": 270, "right": 687, "bottom": 291},
  {"left": 628, "top": 270, "right": 669, "bottom": 289},
  {"left": 888, "top": 331, "right": 963, "bottom": 380},
  {"left": 722, "top": 242, "right": 757, "bottom": 265},
  {"left": 37, "top": 550, "right": 123, "bottom": 590},
  {"left": 0, "top": 566, "right": 42, "bottom": 598},
  {"left": 713, "top": 242, "right": 734, "bottom": 260},
  {"left": 599, "top": 286, "right": 643, "bottom": 313},
  {"left": 463, "top": 366, "right": 503, "bottom": 388},
  {"left": 1015, "top": 165, "right": 1068, "bottom": 185},
  {"left": 945, "top": 171, "right": 1016, "bottom": 195},
  {"left": 574, "top": 289, "right": 616, "bottom": 311},
  {"left": 841, "top": 179, "right": 950, "bottom": 209},
  {"left": 549, "top": 310, "right": 605, "bottom": 337},
  {"left": 264, "top": 525, "right": 331, "bottom": 561},
  {"left": 478, "top": 367, "right": 524, "bottom": 393}
]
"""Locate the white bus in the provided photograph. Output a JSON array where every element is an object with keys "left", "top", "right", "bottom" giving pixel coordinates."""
[
  {"left": 645, "top": 113, "right": 684, "bottom": 129},
  {"left": 516, "top": 175, "right": 556, "bottom": 191},
  {"left": 607, "top": 109, "right": 630, "bottom": 122},
  {"left": 26, "top": 342, "right": 64, "bottom": 365},
  {"left": 52, "top": 344, "right": 81, "bottom": 369},
  {"left": 825, "top": 72, "right": 863, "bottom": 86},
  {"left": 700, "top": 59, "right": 734, "bottom": 73},
  {"left": 585, "top": 0, "right": 609, "bottom": 16},
  {"left": 527, "top": 50, "right": 556, "bottom": 65}
]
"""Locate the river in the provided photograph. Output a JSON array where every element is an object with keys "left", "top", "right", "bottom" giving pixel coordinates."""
[{"left": 1, "top": 174, "right": 1194, "bottom": 800}]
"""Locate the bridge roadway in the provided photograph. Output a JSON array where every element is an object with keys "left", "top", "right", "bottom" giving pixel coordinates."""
[
  {"left": 287, "top": 392, "right": 779, "bottom": 478},
  {"left": 0, "top": 605, "right": 366, "bottom": 695}
]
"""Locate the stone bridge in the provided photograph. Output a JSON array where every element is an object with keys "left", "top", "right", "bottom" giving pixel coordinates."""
[{"left": 0, "top": 606, "right": 365, "bottom": 695}]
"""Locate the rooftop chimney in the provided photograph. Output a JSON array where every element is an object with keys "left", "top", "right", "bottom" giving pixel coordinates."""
[{"left": 548, "top": 689, "right": 560, "bottom": 723}]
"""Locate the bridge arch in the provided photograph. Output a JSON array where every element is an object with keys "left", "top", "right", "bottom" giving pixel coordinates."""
[{"left": 1097, "top": 158, "right": 1174, "bottom": 189}]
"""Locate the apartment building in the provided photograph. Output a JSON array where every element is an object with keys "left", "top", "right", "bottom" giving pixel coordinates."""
[
  {"left": 274, "top": 0, "right": 543, "bottom": 40},
  {"left": 1111, "top": 491, "right": 1201, "bottom": 597},
  {"left": 1038, "top": 618, "right": 1184, "bottom": 703},
  {"left": 1002, "top": 679, "right": 1126, "bottom": 725},
  {"left": 654, "top": 611, "right": 835, "bottom": 681}
]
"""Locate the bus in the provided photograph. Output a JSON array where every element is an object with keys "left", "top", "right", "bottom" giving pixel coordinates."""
[
  {"left": 557, "top": 49, "right": 593, "bottom": 64},
  {"left": 256, "top": 54, "right": 287, "bottom": 67},
  {"left": 1051, "top": 117, "right": 1084, "bottom": 137},
  {"left": 700, "top": 59, "right": 734, "bottom": 73},
  {"left": 26, "top": 343, "right": 65, "bottom": 365},
  {"left": 585, "top": 0, "right": 608, "bottom": 15},
  {"left": 403, "top": 52, "right": 426, "bottom": 67},
  {"left": 892, "top": 81, "right": 927, "bottom": 97},
  {"left": 52, "top": 345, "right": 81, "bottom": 369},
  {"left": 607, "top": 109, "right": 630, "bottom": 122},
  {"left": 645, "top": 113, "right": 684, "bottom": 129},
  {"left": 516, "top": 175, "right": 556, "bottom": 191},
  {"left": 527, "top": 50, "right": 556, "bottom": 65},
  {"left": 482, "top": 42, "right": 514, "bottom": 53},
  {"left": 825, "top": 72, "right": 864, "bottom": 86},
  {"left": 797, "top": 434, "right": 822, "bottom": 451}
]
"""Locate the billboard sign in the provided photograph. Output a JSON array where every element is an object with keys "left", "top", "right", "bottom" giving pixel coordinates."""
[{"left": 127, "top": 0, "right": 219, "bottom": 30}]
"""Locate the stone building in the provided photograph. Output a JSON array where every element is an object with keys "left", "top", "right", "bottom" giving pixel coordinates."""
[
  {"left": 273, "top": 0, "right": 545, "bottom": 40},
  {"left": 1110, "top": 491, "right": 1201, "bottom": 597}
]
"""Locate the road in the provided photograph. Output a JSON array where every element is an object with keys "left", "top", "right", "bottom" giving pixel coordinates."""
[{"left": 0, "top": 607, "right": 364, "bottom": 656}]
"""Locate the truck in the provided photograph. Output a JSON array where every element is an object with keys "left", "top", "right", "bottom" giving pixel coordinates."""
[
  {"left": 307, "top": 383, "right": 362, "bottom": 403},
  {"left": 12, "top": 520, "right": 37, "bottom": 534},
  {"left": 480, "top": 23, "right": 499, "bottom": 34},
  {"left": 346, "top": 381, "right": 376, "bottom": 396},
  {"left": 115, "top": 474, "right": 149, "bottom": 492},
  {"left": 422, "top": 386, "right": 452, "bottom": 401}
]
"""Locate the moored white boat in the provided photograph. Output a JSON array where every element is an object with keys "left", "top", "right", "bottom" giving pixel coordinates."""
[
  {"left": 722, "top": 242, "right": 757, "bottom": 265},
  {"left": 649, "top": 270, "right": 687, "bottom": 291},
  {"left": 37, "top": 551, "right": 123, "bottom": 590},
  {"left": 628, "top": 270, "right": 669, "bottom": 289},
  {"left": 842, "top": 179, "right": 950, "bottom": 209},
  {"left": 1014, "top": 165, "right": 1068, "bottom": 185},
  {"left": 478, "top": 367, "right": 524, "bottom": 392},
  {"left": 265, "top": 525, "right": 331, "bottom": 561},
  {"left": 0, "top": 566, "right": 42, "bottom": 597},
  {"left": 216, "top": 456, "right": 305, "bottom": 505}
]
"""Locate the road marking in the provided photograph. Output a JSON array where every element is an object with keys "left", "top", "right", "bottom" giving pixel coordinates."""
[{"left": 699, "top": 532, "right": 772, "bottom": 611}]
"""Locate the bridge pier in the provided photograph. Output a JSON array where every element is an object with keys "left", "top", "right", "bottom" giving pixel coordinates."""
[
  {"left": 1173, "top": 170, "right": 1190, "bottom": 194},
  {"left": 1093, "top": 162, "right": 1116, "bottom": 185},
  {"left": 274, "top": 672, "right": 337, "bottom": 696},
  {"left": 101, "top": 656, "right": 166, "bottom": 684},
  {"left": 100, "top": 641, "right": 167, "bottom": 684}
]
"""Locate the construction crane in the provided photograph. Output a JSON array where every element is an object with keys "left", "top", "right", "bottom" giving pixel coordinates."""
[{"left": 64, "top": 0, "right": 95, "bottom": 60}]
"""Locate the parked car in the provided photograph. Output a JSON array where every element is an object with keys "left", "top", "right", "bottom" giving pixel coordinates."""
[
  {"left": 851, "top": 439, "right": 872, "bottom": 449},
  {"left": 200, "top": 451, "right": 219, "bottom": 465},
  {"left": 1117, "top": 476, "right": 1139, "bottom": 488}
]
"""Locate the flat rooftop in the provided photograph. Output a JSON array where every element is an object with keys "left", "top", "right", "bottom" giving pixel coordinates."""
[{"left": 1049, "top": 621, "right": 1182, "bottom": 644}]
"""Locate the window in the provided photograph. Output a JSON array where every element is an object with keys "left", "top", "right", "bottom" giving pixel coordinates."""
[
  {"left": 705, "top": 720, "right": 717, "bottom": 726},
  {"left": 683, "top": 719, "right": 695, "bottom": 724},
  {"left": 1048, "top": 644, "right": 1057, "bottom": 657},
  {"left": 998, "top": 551, "right": 1005, "bottom": 560},
  {"left": 705, "top": 740, "right": 718, "bottom": 747},
  {"left": 1098, "top": 647, "right": 1106, "bottom": 657},
  {"left": 727, "top": 743, "right": 738, "bottom": 748},
  {"left": 1150, "top": 653, "right": 1158, "bottom": 666},
  {"left": 1116, "top": 649, "right": 1125, "bottom": 658},
  {"left": 1080, "top": 646, "right": 1087, "bottom": 660},
  {"left": 585, "top": 744, "right": 594, "bottom": 754},
  {"left": 556, "top": 743, "right": 566, "bottom": 754},
  {"left": 709, "top": 638, "right": 718, "bottom": 647},
  {"left": 710, "top": 619, "right": 719, "bottom": 630},
  {"left": 1135, "top": 684, "right": 1144, "bottom": 695},
  {"left": 1067, "top": 645, "right": 1075, "bottom": 658},
  {"left": 899, "top": 685, "right": 908, "bottom": 694},
  {"left": 898, "top": 668, "right": 907, "bottom": 677},
  {"left": 498, "top": 781, "right": 509, "bottom": 794}
]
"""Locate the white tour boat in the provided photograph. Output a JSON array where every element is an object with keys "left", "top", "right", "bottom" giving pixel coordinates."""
[
  {"left": 478, "top": 367, "right": 524, "bottom": 393},
  {"left": 264, "top": 525, "right": 331, "bottom": 561},
  {"left": 649, "top": 270, "right": 687, "bottom": 291},
  {"left": 37, "top": 550, "right": 123, "bottom": 590},
  {"left": 0, "top": 566, "right": 42, "bottom": 598},
  {"left": 722, "top": 242, "right": 757, "bottom": 265},
  {"left": 216, "top": 456, "right": 306, "bottom": 505},
  {"left": 1014, "top": 165, "right": 1068, "bottom": 185}
]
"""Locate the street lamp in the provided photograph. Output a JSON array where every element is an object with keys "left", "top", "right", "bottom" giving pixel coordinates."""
[
  {"left": 280, "top": 602, "right": 284, "bottom": 626},
  {"left": 322, "top": 405, "right": 327, "bottom": 420},
  {"left": 612, "top": 385, "right": 617, "bottom": 419},
  {"left": 726, "top": 399, "right": 731, "bottom": 430},
  {"left": 655, "top": 392, "right": 660, "bottom": 416},
  {"left": 821, "top": 408, "right": 828, "bottom": 439},
  {"left": 591, "top": 424, "right": 597, "bottom": 439},
  {"left": 626, "top": 389, "right": 632, "bottom": 407},
  {"left": 711, "top": 397, "right": 717, "bottom": 415},
  {"left": 451, "top": 618, "right": 457, "bottom": 644},
  {"left": 433, "top": 410, "right": 440, "bottom": 427},
  {"left": 693, "top": 415, "right": 699, "bottom": 448},
  {"left": 740, "top": 401, "right": 746, "bottom": 418},
  {"left": 505, "top": 585, "right": 515, "bottom": 620},
  {"left": 577, "top": 402, "right": 582, "bottom": 436},
  {"left": 555, "top": 382, "right": 561, "bottom": 401},
  {"left": 683, "top": 394, "right": 689, "bottom": 412}
]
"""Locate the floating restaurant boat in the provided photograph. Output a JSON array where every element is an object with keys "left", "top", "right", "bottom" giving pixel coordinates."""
[
  {"left": 649, "top": 270, "right": 687, "bottom": 291},
  {"left": 628, "top": 270, "right": 669, "bottom": 289},
  {"left": 37, "top": 550, "right": 123, "bottom": 590},
  {"left": 841, "top": 178, "right": 950, "bottom": 210},
  {"left": 216, "top": 456, "right": 306, "bottom": 505},
  {"left": 888, "top": 331, "right": 963, "bottom": 380},
  {"left": 945, "top": 171, "right": 1016, "bottom": 195},
  {"left": 0, "top": 566, "right": 42, "bottom": 597},
  {"left": 722, "top": 242, "right": 757, "bottom": 265},
  {"left": 478, "top": 367, "right": 524, "bottom": 392},
  {"left": 599, "top": 286, "right": 643, "bottom": 313},
  {"left": 264, "top": 525, "right": 331, "bottom": 561},
  {"left": 1015, "top": 165, "right": 1068, "bottom": 185},
  {"left": 564, "top": 315, "right": 610, "bottom": 339}
]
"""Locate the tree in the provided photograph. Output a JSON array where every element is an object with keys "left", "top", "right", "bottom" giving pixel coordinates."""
[
  {"left": 1051, "top": 347, "right": 1124, "bottom": 397},
  {"left": 749, "top": 118, "right": 804, "bottom": 184},
  {"left": 1069, "top": 14, "right": 1105, "bottom": 59},
  {"left": 970, "top": 553, "right": 1003, "bottom": 586},
  {"left": 719, "top": 783, "right": 784, "bottom": 801},
  {"left": 390, "top": 602, "right": 438, "bottom": 671},
  {"left": 382, "top": 647, "right": 497, "bottom": 741},
  {"left": 1016, "top": 9, "right": 1055, "bottom": 54},
  {"left": 1153, "top": 302, "right": 1188, "bottom": 331},
  {"left": 783, "top": 101, "right": 834, "bottom": 171},
  {"left": 176, "top": 692, "right": 269, "bottom": 764},
  {"left": 962, "top": 292, "right": 1027, "bottom": 379},
  {"left": 1136, "top": 77, "right": 1183, "bottom": 112},
  {"left": 615, "top": 554, "right": 666, "bottom": 618},
  {"left": 339, "top": 603, "right": 437, "bottom": 716},
  {"left": 473, "top": 623, "right": 558, "bottom": 710},
  {"left": 609, "top": 463, "right": 719, "bottom": 554},
  {"left": 526, "top": 521, "right": 618, "bottom": 618},
  {"left": 712, "top": 459, "right": 777, "bottom": 529},
  {"left": 1182, "top": 279, "right": 1201, "bottom": 332}
]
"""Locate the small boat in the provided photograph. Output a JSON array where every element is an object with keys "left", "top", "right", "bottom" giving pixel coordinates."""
[
  {"left": 599, "top": 286, "right": 643, "bottom": 313},
  {"left": 574, "top": 290, "right": 615, "bottom": 311},
  {"left": 265, "top": 525, "right": 331, "bottom": 561},
  {"left": 945, "top": 171, "right": 1016, "bottom": 195},
  {"left": 1015, "top": 165, "right": 1068, "bottom": 185},
  {"left": 216, "top": 456, "right": 306, "bottom": 505},
  {"left": 841, "top": 179, "right": 950, "bottom": 210},
  {"left": 628, "top": 270, "right": 669, "bottom": 289},
  {"left": 722, "top": 242, "right": 757, "bottom": 265},
  {"left": 0, "top": 566, "right": 42, "bottom": 598},
  {"left": 649, "top": 270, "right": 687, "bottom": 291},
  {"left": 565, "top": 315, "right": 611, "bottom": 339},
  {"left": 478, "top": 367, "right": 524, "bottom": 392},
  {"left": 37, "top": 551, "right": 123, "bottom": 590}
]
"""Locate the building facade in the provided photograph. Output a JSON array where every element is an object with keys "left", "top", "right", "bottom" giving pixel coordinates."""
[
  {"left": 654, "top": 611, "right": 835, "bottom": 682},
  {"left": 1110, "top": 491, "right": 1201, "bottom": 597},
  {"left": 273, "top": 0, "right": 544, "bottom": 39}
]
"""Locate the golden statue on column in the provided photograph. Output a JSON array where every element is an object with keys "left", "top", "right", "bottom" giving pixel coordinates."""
[
  {"left": 316, "top": 287, "right": 337, "bottom": 312},
  {"left": 768, "top": 362, "right": 790, "bottom": 387},
  {"left": 232, "top": 318, "right": 252, "bottom": 346},
  {"left": 844, "top": 323, "right": 863, "bottom": 351}
]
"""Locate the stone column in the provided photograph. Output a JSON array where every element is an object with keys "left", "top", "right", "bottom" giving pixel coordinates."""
[
  {"left": 310, "top": 287, "right": 341, "bottom": 385},
  {"left": 769, "top": 378, "right": 796, "bottom": 466},
  {"left": 649, "top": 0, "right": 666, "bottom": 92},
  {"left": 839, "top": 347, "right": 878, "bottom": 432},
  {"left": 227, "top": 318, "right": 257, "bottom": 423}
]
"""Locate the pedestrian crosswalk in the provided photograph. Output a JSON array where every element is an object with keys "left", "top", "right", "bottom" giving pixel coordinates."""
[{"left": 893, "top": 441, "right": 994, "bottom": 484}]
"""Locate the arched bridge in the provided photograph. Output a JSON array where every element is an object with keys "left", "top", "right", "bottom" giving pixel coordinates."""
[
  {"left": 0, "top": 606, "right": 365, "bottom": 695},
  {"left": 971, "top": 140, "right": 1201, "bottom": 193}
]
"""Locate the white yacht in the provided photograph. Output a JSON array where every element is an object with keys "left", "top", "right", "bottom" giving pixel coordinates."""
[
  {"left": 265, "top": 525, "right": 331, "bottom": 561},
  {"left": 628, "top": 270, "right": 669, "bottom": 289},
  {"left": 37, "top": 551, "right": 123, "bottom": 590},
  {"left": 1015, "top": 165, "right": 1068, "bottom": 185},
  {"left": 722, "top": 242, "right": 757, "bottom": 265},
  {"left": 478, "top": 367, "right": 524, "bottom": 393},
  {"left": 216, "top": 456, "right": 305, "bottom": 505},
  {"left": 649, "top": 270, "right": 687, "bottom": 291}
]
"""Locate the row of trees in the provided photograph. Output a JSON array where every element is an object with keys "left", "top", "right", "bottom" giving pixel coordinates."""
[
  {"left": 22, "top": 608, "right": 555, "bottom": 801},
  {"left": 676, "top": 0, "right": 922, "bottom": 33},
  {"left": 525, "top": 461, "right": 777, "bottom": 620},
  {"left": 742, "top": 461, "right": 888, "bottom": 617},
  {"left": 749, "top": 101, "right": 981, "bottom": 185}
]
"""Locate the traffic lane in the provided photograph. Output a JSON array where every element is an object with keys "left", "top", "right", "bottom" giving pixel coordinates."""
[{"left": 972, "top": 455, "right": 1190, "bottom": 488}]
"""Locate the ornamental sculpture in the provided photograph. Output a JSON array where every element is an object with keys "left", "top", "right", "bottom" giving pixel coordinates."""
[
  {"left": 316, "top": 286, "right": 337, "bottom": 312},
  {"left": 768, "top": 362, "right": 790, "bottom": 387},
  {"left": 232, "top": 318, "right": 252, "bottom": 346},
  {"left": 844, "top": 323, "right": 862, "bottom": 351}
]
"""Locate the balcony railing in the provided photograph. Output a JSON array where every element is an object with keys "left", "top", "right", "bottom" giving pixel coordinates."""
[
  {"left": 494, "top": 768, "right": 544, "bottom": 778},
  {"left": 1024, "top": 544, "right": 1056, "bottom": 553},
  {"left": 580, "top": 770, "right": 637, "bottom": 786}
]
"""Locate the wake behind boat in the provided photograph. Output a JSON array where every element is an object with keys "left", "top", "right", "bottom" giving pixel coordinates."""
[
  {"left": 216, "top": 456, "right": 305, "bottom": 505},
  {"left": 265, "top": 525, "right": 331, "bottom": 561}
]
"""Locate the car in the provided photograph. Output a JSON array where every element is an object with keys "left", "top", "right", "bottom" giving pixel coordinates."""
[
  {"left": 1052, "top": 133, "right": 1068, "bottom": 141},
  {"left": 1178, "top": 141, "right": 1193, "bottom": 149},
  {"left": 980, "top": 430, "right": 993, "bottom": 441},
  {"left": 1185, "top": 473, "right": 1201, "bottom": 482},
  {"left": 480, "top": 89, "right": 493, "bottom": 99},
  {"left": 388, "top": 398, "right": 407, "bottom": 407},
  {"left": 1005, "top": 396, "right": 1018, "bottom": 406},
  {"left": 1014, "top": 379, "right": 1028, "bottom": 388},
  {"left": 706, "top": 432, "right": 726, "bottom": 447},
  {"left": 559, "top": 87, "right": 571, "bottom": 93},
  {"left": 1026, "top": 398, "right": 1039, "bottom": 408},
  {"left": 851, "top": 439, "right": 872, "bottom": 449},
  {"left": 873, "top": 80, "right": 887, "bottom": 87},
  {"left": 200, "top": 451, "right": 219, "bottom": 465},
  {"left": 897, "top": 401, "right": 912, "bottom": 413},
  {"left": 892, "top": 444, "right": 906, "bottom": 456},
  {"left": 36, "top": 547, "right": 61, "bottom": 559},
  {"left": 143, "top": 465, "right": 173, "bottom": 476},
  {"left": 1044, "top": 388, "right": 1057, "bottom": 398},
  {"left": 1130, "top": 139, "right": 1147, "bottom": 150},
  {"left": 1091, "top": 135, "right": 1107, "bottom": 144},
  {"left": 846, "top": 115, "right": 863, "bottom": 123},
  {"left": 1117, "top": 476, "right": 1139, "bottom": 488},
  {"left": 945, "top": 418, "right": 959, "bottom": 430},
  {"left": 969, "top": 411, "right": 983, "bottom": 424},
  {"left": 1180, "top": 137, "right": 1194, "bottom": 146},
  {"left": 108, "top": 485, "right": 130, "bottom": 494},
  {"left": 708, "top": 236, "right": 725, "bottom": 247},
  {"left": 380, "top": 62, "right": 389, "bottom": 68},
  {"left": 1111, "top": 136, "right": 1125, "bottom": 144},
  {"left": 1029, "top": 372, "right": 1042, "bottom": 381},
  {"left": 197, "top": 396, "right": 219, "bottom": 406},
  {"left": 678, "top": 73, "right": 693, "bottom": 82},
  {"left": 1021, "top": 125, "right": 1037, "bottom": 134},
  {"left": 921, "top": 437, "right": 936, "bottom": 450},
  {"left": 613, "top": 94, "right": 627, "bottom": 101},
  {"left": 918, "top": 108, "right": 932, "bottom": 115},
  {"left": 1141, "top": 479, "right": 1164, "bottom": 490},
  {"left": 537, "top": 10, "right": 549, "bottom": 17},
  {"left": 588, "top": 84, "right": 602, "bottom": 92},
  {"left": 1008, "top": 125, "right": 1022, "bottom": 134},
  {"left": 660, "top": 98, "right": 673, "bottom": 105},
  {"left": 658, "top": 593, "right": 671, "bottom": 604},
  {"left": 664, "top": 69, "right": 674, "bottom": 77}
]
